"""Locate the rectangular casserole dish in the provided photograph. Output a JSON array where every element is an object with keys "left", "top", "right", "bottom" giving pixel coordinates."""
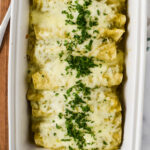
[{"left": 8, "top": 0, "right": 147, "bottom": 150}]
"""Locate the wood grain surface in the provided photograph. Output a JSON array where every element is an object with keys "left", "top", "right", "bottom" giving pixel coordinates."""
[{"left": 0, "top": 0, "right": 10, "bottom": 150}]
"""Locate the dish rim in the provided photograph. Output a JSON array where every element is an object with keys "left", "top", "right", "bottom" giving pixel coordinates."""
[{"left": 8, "top": 0, "right": 147, "bottom": 149}]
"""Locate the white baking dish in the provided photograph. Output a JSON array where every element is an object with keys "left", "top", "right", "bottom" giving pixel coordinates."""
[{"left": 8, "top": 0, "right": 147, "bottom": 150}]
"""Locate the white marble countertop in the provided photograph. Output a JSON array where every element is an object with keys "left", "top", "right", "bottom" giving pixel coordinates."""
[
  {"left": 141, "top": 1, "right": 150, "bottom": 150},
  {"left": 142, "top": 51, "right": 150, "bottom": 150}
]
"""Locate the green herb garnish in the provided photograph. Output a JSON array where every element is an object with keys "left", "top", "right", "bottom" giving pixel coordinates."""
[
  {"left": 65, "top": 55, "right": 97, "bottom": 77},
  {"left": 56, "top": 124, "right": 62, "bottom": 129},
  {"left": 103, "top": 141, "right": 108, "bottom": 145},
  {"left": 97, "top": 10, "right": 100, "bottom": 15},
  {"left": 85, "top": 39, "right": 93, "bottom": 51}
]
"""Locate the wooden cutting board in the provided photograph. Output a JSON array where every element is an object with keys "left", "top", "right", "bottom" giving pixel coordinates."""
[{"left": 0, "top": 0, "right": 10, "bottom": 150}]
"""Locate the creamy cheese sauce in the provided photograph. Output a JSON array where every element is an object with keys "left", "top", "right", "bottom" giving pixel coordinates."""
[{"left": 27, "top": 0, "right": 126, "bottom": 149}]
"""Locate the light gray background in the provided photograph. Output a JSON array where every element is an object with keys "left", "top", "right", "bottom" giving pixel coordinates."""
[{"left": 142, "top": 1, "right": 150, "bottom": 150}]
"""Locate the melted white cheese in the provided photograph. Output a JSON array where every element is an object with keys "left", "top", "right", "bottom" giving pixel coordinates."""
[
  {"left": 28, "top": 0, "right": 125, "bottom": 149},
  {"left": 32, "top": 88, "right": 121, "bottom": 149}
]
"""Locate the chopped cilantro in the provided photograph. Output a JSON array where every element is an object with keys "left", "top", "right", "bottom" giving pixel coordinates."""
[
  {"left": 72, "top": 29, "right": 77, "bottom": 33},
  {"left": 93, "top": 30, "right": 99, "bottom": 34},
  {"left": 69, "top": 146, "right": 74, "bottom": 150},
  {"left": 83, "top": 0, "right": 92, "bottom": 7},
  {"left": 59, "top": 51, "right": 64, "bottom": 58},
  {"left": 103, "top": 140, "right": 108, "bottom": 145},
  {"left": 89, "top": 17, "right": 98, "bottom": 27},
  {"left": 98, "top": 130, "right": 102, "bottom": 133},
  {"left": 85, "top": 39, "right": 93, "bottom": 51},
  {"left": 61, "top": 139, "right": 71, "bottom": 141},
  {"left": 65, "top": 55, "right": 97, "bottom": 77},
  {"left": 104, "top": 99, "right": 107, "bottom": 102},
  {"left": 66, "top": 87, "right": 73, "bottom": 96},
  {"left": 64, "top": 40, "right": 76, "bottom": 52},
  {"left": 55, "top": 93, "right": 59, "bottom": 96},
  {"left": 69, "top": 93, "right": 85, "bottom": 109},
  {"left": 99, "top": 64, "right": 102, "bottom": 68},
  {"left": 53, "top": 133, "right": 57, "bottom": 136},
  {"left": 75, "top": 80, "right": 91, "bottom": 95},
  {"left": 58, "top": 113, "right": 63, "bottom": 119},
  {"left": 56, "top": 124, "right": 62, "bottom": 129},
  {"left": 102, "top": 38, "right": 107, "bottom": 43},
  {"left": 57, "top": 40, "right": 62, "bottom": 46},
  {"left": 64, "top": 94, "right": 68, "bottom": 100},
  {"left": 65, "top": 20, "right": 75, "bottom": 25},
  {"left": 81, "top": 105, "right": 90, "bottom": 112},
  {"left": 57, "top": 40, "right": 60, "bottom": 44},
  {"left": 97, "top": 10, "right": 100, "bottom": 15},
  {"left": 59, "top": 1, "right": 100, "bottom": 149}
]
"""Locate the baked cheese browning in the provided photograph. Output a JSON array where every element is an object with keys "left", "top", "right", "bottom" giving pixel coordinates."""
[
  {"left": 31, "top": 57, "right": 123, "bottom": 90},
  {"left": 33, "top": 0, "right": 126, "bottom": 13},
  {"left": 31, "top": 41, "right": 123, "bottom": 66},
  {"left": 30, "top": 38, "right": 124, "bottom": 67},
  {"left": 33, "top": 27, "right": 125, "bottom": 42},
  {"left": 29, "top": 87, "right": 120, "bottom": 117},
  {"left": 31, "top": 84, "right": 122, "bottom": 149},
  {"left": 31, "top": 0, "right": 126, "bottom": 41},
  {"left": 32, "top": 40, "right": 118, "bottom": 65},
  {"left": 33, "top": 110, "right": 122, "bottom": 150},
  {"left": 31, "top": 50, "right": 124, "bottom": 90},
  {"left": 27, "top": 0, "right": 126, "bottom": 149}
]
